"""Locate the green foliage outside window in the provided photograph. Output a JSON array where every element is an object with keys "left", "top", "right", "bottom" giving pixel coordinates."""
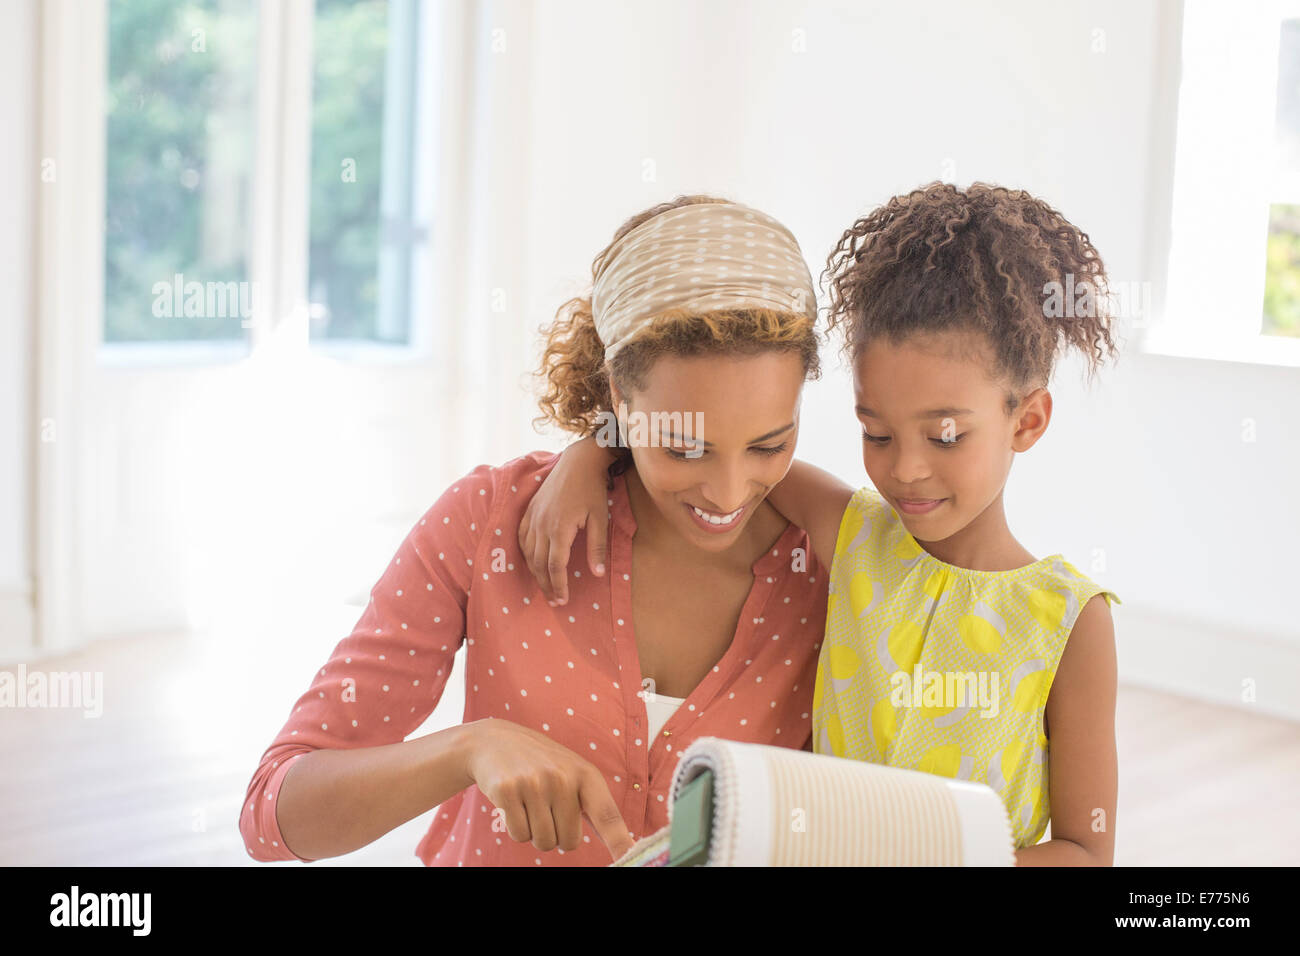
[
  {"left": 105, "top": 0, "right": 393, "bottom": 343},
  {"left": 1263, "top": 204, "right": 1300, "bottom": 338}
]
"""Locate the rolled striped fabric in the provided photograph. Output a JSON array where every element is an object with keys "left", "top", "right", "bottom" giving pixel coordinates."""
[{"left": 612, "top": 736, "right": 1015, "bottom": 867}]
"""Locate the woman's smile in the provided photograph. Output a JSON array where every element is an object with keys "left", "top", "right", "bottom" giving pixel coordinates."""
[{"left": 684, "top": 500, "right": 747, "bottom": 532}]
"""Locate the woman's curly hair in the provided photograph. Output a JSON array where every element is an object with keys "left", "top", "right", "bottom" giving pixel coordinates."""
[
  {"left": 822, "top": 182, "right": 1120, "bottom": 409},
  {"left": 533, "top": 194, "right": 822, "bottom": 437}
]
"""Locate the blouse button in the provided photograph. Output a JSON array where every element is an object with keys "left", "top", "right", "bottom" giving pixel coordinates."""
[{"left": 633, "top": 783, "right": 642, "bottom": 791}]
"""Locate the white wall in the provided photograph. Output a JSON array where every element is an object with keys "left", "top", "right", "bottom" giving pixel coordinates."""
[
  {"left": 511, "top": 0, "right": 1172, "bottom": 469},
  {"left": 503, "top": 0, "right": 1300, "bottom": 713}
]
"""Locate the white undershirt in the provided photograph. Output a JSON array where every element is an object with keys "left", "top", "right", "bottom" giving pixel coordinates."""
[{"left": 643, "top": 692, "right": 687, "bottom": 740}]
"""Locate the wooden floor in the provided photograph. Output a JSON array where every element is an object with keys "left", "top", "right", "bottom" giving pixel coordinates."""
[{"left": 2, "top": 612, "right": 1297, "bottom": 866}]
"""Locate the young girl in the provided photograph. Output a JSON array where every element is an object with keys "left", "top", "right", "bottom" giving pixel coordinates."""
[{"left": 520, "top": 182, "right": 1123, "bottom": 866}]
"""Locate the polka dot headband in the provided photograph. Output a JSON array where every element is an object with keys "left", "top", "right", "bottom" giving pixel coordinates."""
[{"left": 590, "top": 201, "right": 817, "bottom": 363}]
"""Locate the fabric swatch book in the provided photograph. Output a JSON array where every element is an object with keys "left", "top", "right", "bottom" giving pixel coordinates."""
[{"left": 611, "top": 736, "right": 1015, "bottom": 866}]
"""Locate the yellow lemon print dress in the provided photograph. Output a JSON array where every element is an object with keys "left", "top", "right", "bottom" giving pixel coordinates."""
[{"left": 812, "top": 487, "right": 1122, "bottom": 849}]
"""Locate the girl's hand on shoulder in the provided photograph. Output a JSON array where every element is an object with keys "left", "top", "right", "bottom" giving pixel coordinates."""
[{"left": 519, "top": 436, "right": 617, "bottom": 606}]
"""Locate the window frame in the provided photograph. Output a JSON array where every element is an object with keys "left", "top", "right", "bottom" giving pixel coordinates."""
[
  {"left": 93, "top": 0, "right": 438, "bottom": 367},
  {"left": 33, "top": 0, "right": 474, "bottom": 655},
  {"left": 1143, "top": 0, "right": 1300, "bottom": 368}
]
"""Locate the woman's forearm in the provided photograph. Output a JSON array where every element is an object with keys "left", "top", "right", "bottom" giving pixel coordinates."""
[{"left": 275, "top": 720, "right": 480, "bottom": 861}]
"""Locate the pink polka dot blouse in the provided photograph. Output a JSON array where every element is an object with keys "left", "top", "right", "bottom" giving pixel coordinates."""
[{"left": 240, "top": 450, "right": 828, "bottom": 866}]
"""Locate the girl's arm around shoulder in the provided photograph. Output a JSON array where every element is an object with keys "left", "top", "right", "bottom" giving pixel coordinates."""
[
  {"left": 767, "top": 459, "right": 854, "bottom": 572},
  {"left": 1015, "top": 594, "right": 1117, "bottom": 866}
]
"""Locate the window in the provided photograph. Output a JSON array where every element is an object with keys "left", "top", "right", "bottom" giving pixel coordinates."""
[
  {"left": 101, "top": 0, "right": 431, "bottom": 357},
  {"left": 1264, "top": 18, "right": 1300, "bottom": 339},
  {"left": 1148, "top": 0, "right": 1300, "bottom": 366},
  {"left": 104, "top": 0, "right": 257, "bottom": 343},
  {"left": 308, "top": 0, "right": 424, "bottom": 343}
]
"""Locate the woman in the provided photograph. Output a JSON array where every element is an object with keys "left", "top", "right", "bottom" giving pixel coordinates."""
[{"left": 238, "top": 195, "right": 830, "bottom": 866}]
